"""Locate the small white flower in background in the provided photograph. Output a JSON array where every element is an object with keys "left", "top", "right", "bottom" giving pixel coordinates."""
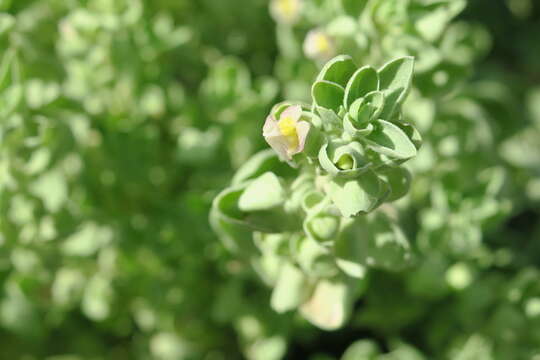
[
  {"left": 303, "top": 29, "right": 335, "bottom": 61},
  {"left": 263, "top": 105, "right": 310, "bottom": 161},
  {"left": 270, "top": 0, "right": 303, "bottom": 25}
]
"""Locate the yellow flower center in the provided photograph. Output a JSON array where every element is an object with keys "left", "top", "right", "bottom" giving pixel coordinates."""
[
  {"left": 277, "top": 0, "right": 297, "bottom": 18},
  {"left": 278, "top": 115, "right": 299, "bottom": 150},
  {"left": 315, "top": 34, "right": 330, "bottom": 54}
]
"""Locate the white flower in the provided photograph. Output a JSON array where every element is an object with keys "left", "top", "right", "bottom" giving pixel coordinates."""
[
  {"left": 263, "top": 105, "right": 310, "bottom": 161},
  {"left": 303, "top": 29, "right": 335, "bottom": 61},
  {"left": 270, "top": 0, "right": 303, "bottom": 25}
]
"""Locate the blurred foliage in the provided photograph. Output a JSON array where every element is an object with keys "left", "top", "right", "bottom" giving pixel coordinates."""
[{"left": 0, "top": 0, "right": 539, "bottom": 359}]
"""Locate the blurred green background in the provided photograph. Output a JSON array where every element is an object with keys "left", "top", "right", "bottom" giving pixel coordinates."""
[{"left": 0, "top": 0, "right": 539, "bottom": 359}]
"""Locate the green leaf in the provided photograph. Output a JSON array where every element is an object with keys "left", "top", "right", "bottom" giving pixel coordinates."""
[
  {"left": 366, "top": 120, "right": 417, "bottom": 159},
  {"left": 316, "top": 55, "right": 357, "bottom": 87},
  {"left": 414, "top": 0, "right": 466, "bottom": 42},
  {"left": 0, "top": 50, "right": 22, "bottom": 116},
  {"left": 300, "top": 279, "right": 352, "bottom": 330},
  {"left": 379, "top": 166, "right": 412, "bottom": 202},
  {"left": 301, "top": 191, "right": 326, "bottom": 214},
  {"left": 335, "top": 212, "right": 412, "bottom": 271},
  {"left": 324, "top": 170, "right": 384, "bottom": 217},
  {"left": 394, "top": 122, "right": 422, "bottom": 150},
  {"left": 343, "top": 114, "right": 375, "bottom": 138},
  {"left": 341, "top": 0, "right": 368, "bottom": 17},
  {"left": 0, "top": 50, "right": 19, "bottom": 90},
  {"left": 344, "top": 92, "right": 385, "bottom": 140},
  {"left": 327, "top": 16, "right": 358, "bottom": 37},
  {"left": 286, "top": 174, "right": 317, "bottom": 214},
  {"left": 318, "top": 142, "right": 370, "bottom": 178},
  {"left": 304, "top": 213, "right": 341, "bottom": 243},
  {"left": 302, "top": 124, "right": 324, "bottom": 158},
  {"left": 212, "top": 182, "right": 299, "bottom": 235},
  {"left": 210, "top": 185, "right": 257, "bottom": 253},
  {"left": 312, "top": 80, "right": 345, "bottom": 112},
  {"left": 317, "top": 107, "right": 342, "bottom": 132},
  {"left": 296, "top": 237, "right": 337, "bottom": 278},
  {"left": 0, "top": 14, "right": 14, "bottom": 36},
  {"left": 501, "top": 128, "right": 540, "bottom": 169},
  {"left": 232, "top": 150, "right": 295, "bottom": 185},
  {"left": 378, "top": 57, "right": 415, "bottom": 119},
  {"left": 238, "top": 172, "right": 285, "bottom": 212},
  {"left": 62, "top": 223, "right": 112, "bottom": 257},
  {"left": 344, "top": 66, "right": 378, "bottom": 108},
  {"left": 341, "top": 340, "right": 380, "bottom": 360},
  {"left": 271, "top": 263, "right": 309, "bottom": 313}
]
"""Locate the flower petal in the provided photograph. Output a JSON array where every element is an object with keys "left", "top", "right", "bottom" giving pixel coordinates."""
[
  {"left": 263, "top": 114, "right": 280, "bottom": 137},
  {"left": 266, "top": 134, "right": 291, "bottom": 160},
  {"left": 280, "top": 105, "right": 302, "bottom": 122},
  {"left": 292, "top": 120, "right": 310, "bottom": 155}
]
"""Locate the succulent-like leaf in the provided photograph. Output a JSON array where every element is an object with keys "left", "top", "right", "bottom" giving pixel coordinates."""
[
  {"left": 238, "top": 172, "right": 285, "bottom": 211},
  {"left": 378, "top": 56, "right": 414, "bottom": 119},
  {"left": 344, "top": 66, "right": 378, "bottom": 108},
  {"left": 300, "top": 279, "right": 352, "bottom": 330},
  {"left": 210, "top": 187, "right": 258, "bottom": 254},
  {"left": 232, "top": 150, "right": 295, "bottom": 185},
  {"left": 304, "top": 213, "right": 341, "bottom": 243},
  {"left": 343, "top": 115, "right": 375, "bottom": 138},
  {"left": 271, "top": 263, "right": 309, "bottom": 313},
  {"left": 395, "top": 121, "right": 422, "bottom": 150},
  {"left": 349, "top": 91, "right": 385, "bottom": 124},
  {"left": 316, "top": 55, "right": 357, "bottom": 87},
  {"left": 317, "top": 107, "right": 343, "bottom": 132},
  {"left": 366, "top": 120, "right": 418, "bottom": 159},
  {"left": 296, "top": 237, "right": 338, "bottom": 277},
  {"left": 312, "top": 80, "right": 345, "bottom": 112},
  {"left": 324, "top": 170, "right": 384, "bottom": 217},
  {"left": 379, "top": 166, "right": 412, "bottom": 202},
  {"left": 318, "top": 142, "right": 370, "bottom": 178},
  {"left": 213, "top": 181, "right": 300, "bottom": 233}
]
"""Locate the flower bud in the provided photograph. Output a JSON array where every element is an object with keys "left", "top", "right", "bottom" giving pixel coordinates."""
[
  {"left": 269, "top": 0, "right": 303, "bottom": 25},
  {"left": 303, "top": 29, "right": 335, "bottom": 61}
]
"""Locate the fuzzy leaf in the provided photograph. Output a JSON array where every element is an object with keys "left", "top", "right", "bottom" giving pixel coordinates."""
[
  {"left": 316, "top": 55, "right": 357, "bottom": 87},
  {"left": 318, "top": 142, "right": 370, "bottom": 178},
  {"left": 238, "top": 172, "right": 285, "bottom": 212},
  {"left": 348, "top": 91, "right": 385, "bottom": 124},
  {"left": 304, "top": 214, "right": 340, "bottom": 243},
  {"left": 379, "top": 166, "right": 412, "bottom": 202},
  {"left": 232, "top": 150, "right": 294, "bottom": 185},
  {"left": 378, "top": 57, "right": 414, "bottom": 119},
  {"left": 317, "top": 107, "right": 343, "bottom": 131},
  {"left": 312, "top": 80, "right": 345, "bottom": 112},
  {"left": 324, "top": 170, "right": 384, "bottom": 217},
  {"left": 366, "top": 120, "right": 417, "bottom": 159},
  {"left": 296, "top": 237, "right": 337, "bottom": 277},
  {"left": 344, "top": 66, "right": 378, "bottom": 108},
  {"left": 271, "top": 263, "right": 308, "bottom": 313},
  {"left": 300, "top": 279, "right": 352, "bottom": 330},
  {"left": 213, "top": 182, "right": 299, "bottom": 234}
]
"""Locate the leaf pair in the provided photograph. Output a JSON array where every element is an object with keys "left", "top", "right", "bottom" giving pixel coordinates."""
[
  {"left": 311, "top": 55, "right": 415, "bottom": 122},
  {"left": 365, "top": 120, "right": 421, "bottom": 160}
]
